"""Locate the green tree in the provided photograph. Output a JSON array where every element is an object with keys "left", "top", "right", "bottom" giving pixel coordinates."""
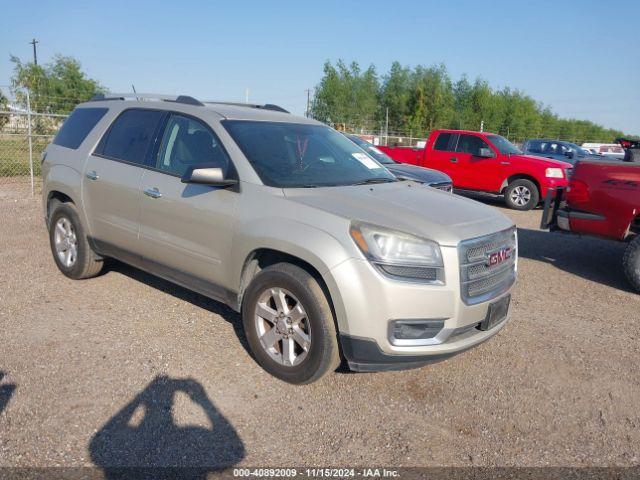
[
  {"left": 0, "top": 90, "right": 8, "bottom": 130},
  {"left": 10, "top": 54, "right": 104, "bottom": 115},
  {"left": 380, "top": 62, "right": 413, "bottom": 132},
  {"left": 311, "top": 60, "right": 379, "bottom": 131},
  {"left": 312, "top": 59, "right": 628, "bottom": 143}
]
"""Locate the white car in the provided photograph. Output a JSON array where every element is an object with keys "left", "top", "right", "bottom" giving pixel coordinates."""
[{"left": 581, "top": 143, "right": 625, "bottom": 160}]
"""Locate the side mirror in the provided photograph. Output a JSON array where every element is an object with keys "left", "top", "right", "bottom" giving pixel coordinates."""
[
  {"left": 181, "top": 166, "right": 237, "bottom": 186},
  {"left": 565, "top": 151, "right": 575, "bottom": 159},
  {"left": 478, "top": 147, "right": 494, "bottom": 158}
]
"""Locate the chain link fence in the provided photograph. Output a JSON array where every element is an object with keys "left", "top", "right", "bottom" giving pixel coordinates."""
[{"left": 0, "top": 85, "right": 68, "bottom": 199}]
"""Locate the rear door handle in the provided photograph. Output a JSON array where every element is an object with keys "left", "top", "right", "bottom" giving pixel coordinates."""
[
  {"left": 143, "top": 187, "right": 162, "bottom": 199},
  {"left": 85, "top": 170, "right": 99, "bottom": 181},
  {"left": 450, "top": 157, "right": 458, "bottom": 163},
  {"left": 500, "top": 161, "right": 511, "bottom": 165}
]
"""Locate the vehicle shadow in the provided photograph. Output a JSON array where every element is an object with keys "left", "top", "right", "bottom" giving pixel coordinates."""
[
  {"left": 517, "top": 228, "right": 632, "bottom": 292},
  {"left": 89, "top": 375, "right": 245, "bottom": 479},
  {"left": 0, "top": 371, "right": 16, "bottom": 414},
  {"left": 102, "top": 261, "right": 352, "bottom": 374},
  {"left": 104, "top": 261, "right": 250, "bottom": 356}
]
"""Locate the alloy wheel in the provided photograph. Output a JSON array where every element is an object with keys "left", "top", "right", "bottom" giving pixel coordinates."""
[
  {"left": 254, "top": 287, "right": 311, "bottom": 367},
  {"left": 510, "top": 186, "right": 531, "bottom": 207},
  {"left": 53, "top": 217, "right": 78, "bottom": 268}
]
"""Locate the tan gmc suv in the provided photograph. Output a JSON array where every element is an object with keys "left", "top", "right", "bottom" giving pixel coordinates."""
[{"left": 42, "top": 94, "right": 517, "bottom": 384}]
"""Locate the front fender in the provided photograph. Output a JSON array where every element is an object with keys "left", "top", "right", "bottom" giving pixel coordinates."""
[{"left": 228, "top": 217, "right": 354, "bottom": 329}]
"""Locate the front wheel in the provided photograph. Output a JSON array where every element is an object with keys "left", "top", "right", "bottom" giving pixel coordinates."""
[
  {"left": 623, "top": 236, "right": 640, "bottom": 293},
  {"left": 242, "top": 263, "right": 341, "bottom": 384},
  {"left": 504, "top": 179, "right": 539, "bottom": 210}
]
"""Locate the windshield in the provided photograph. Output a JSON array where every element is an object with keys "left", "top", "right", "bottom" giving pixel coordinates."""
[
  {"left": 223, "top": 121, "right": 397, "bottom": 188},
  {"left": 345, "top": 135, "right": 396, "bottom": 164},
  {"left": 487, "top": 135, "right": 522, "bottom": 155}
]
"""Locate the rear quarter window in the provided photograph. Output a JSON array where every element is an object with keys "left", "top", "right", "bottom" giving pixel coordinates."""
[{"left": 52, "top": 108, "right": 108, "bottom": 150}]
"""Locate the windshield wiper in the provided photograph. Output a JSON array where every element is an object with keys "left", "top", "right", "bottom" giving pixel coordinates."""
[{"left": 352, "top": 178, "right": 397, "bottom": 186}]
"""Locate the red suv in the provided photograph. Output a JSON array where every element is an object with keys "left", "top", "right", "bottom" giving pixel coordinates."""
[{"left": 379, "top": 129, "right": 572, "bottom": 210}]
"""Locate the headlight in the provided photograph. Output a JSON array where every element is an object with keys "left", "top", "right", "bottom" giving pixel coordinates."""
[
  {"left": 545, "top": 168, "right": 564, "bottom": 178},
  {"left": 349, "top": 221, "right": 444, "bottom": 283}
]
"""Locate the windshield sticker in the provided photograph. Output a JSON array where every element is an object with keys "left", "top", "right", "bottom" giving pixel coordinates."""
[{"left": 352, "top": 152, "right": 381, "bottom": 169}]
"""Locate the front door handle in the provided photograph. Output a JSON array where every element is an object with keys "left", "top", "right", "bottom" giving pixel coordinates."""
[
  {"left": 85, "top": 170, "right": 99, "bottom": 181},
  {"left": 450, "top": 157, "right": 458, "bottom": 163},
  {"left": 143, "top": 187, "right": 162, "bottom": 199},
  {"left": 500, "top": 161, "right": 511, "bottom": 165}
]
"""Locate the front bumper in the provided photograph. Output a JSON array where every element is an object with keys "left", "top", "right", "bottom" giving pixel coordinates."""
[{"left": 327, "top": 249, "right": 514, "bottom": 372}]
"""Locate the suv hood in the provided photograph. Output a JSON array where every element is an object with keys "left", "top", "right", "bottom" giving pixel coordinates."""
[
  {"left": 283, "top": 181, "right": 513, "bottom": 246},
  {"left": 385, "top": 163, "right": 452, "bottom": 184},
  {"left": 513, "top": 153, "right": 573, "bottom": 168}
]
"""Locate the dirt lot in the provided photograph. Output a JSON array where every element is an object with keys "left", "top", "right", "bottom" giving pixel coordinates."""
[{"left": 1, "top": 186, "right": 639, "bottom": 471}]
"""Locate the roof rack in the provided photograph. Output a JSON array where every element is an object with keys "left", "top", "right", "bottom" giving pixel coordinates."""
[
  {"left": 89, "top": 93, "right": 204, "bottom": 106},
  {"left": 205, "top": 101, "right": 290, "bottom": 114},
  {"left": 88, "top": 94, "right": 290, "bottom": 113}
]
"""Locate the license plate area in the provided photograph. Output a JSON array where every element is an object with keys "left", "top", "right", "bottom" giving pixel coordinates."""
[{"left": 480, "top": 295, "right": 511, "bottom": 331}]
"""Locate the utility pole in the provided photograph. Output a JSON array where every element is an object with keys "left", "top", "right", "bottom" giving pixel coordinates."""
[
  {"left": 385, "top": 107, "right": 389, "bottom": 146},
  {"left": 305, "top": 89, "right": 312, "bottom": 118},
  {"left": 245, "top": 88, "right": 250, "bottom": 104},
  {"left": 29, "top": 38, "right": 39, "bottom": 65},
  {"left": 480, "top": 120, "right": 484, "bottom": 133}
]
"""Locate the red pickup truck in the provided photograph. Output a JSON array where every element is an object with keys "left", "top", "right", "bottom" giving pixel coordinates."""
[
  {"left": 379, "top": 129, "right": 572, "bottom": 210},
  {"left": 541, "top": 149, "right": 640, "bottom": 292}
]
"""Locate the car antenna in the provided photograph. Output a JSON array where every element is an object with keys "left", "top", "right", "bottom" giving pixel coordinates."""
[{"left": 131, "top": 84, "right": 138, "bottom": 101}]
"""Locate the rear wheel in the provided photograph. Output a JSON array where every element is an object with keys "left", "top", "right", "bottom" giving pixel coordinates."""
[
  {"left": 623, "top": 236, "right": 640, "bottom": 293},
  {"left": 504, "top": 179, "right": 539, "bottom": 210},
  {"left": 242, "top": 263, "right": 341, "bottom": 384},
  {"left": 49, "top": 202, "right": 104, "bottom": 279}
]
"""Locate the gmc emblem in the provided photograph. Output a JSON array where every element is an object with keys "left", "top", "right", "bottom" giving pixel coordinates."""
[{"left": 487, "top": 247, "right": 512, "bottom": 266}]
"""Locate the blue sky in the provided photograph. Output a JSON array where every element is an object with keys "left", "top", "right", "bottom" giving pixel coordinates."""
[{"left": 2, "top": 0, "right": 639, "bottom": 134}]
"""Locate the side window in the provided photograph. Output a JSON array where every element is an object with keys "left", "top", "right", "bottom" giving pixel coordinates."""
[
  {"left": 456, "top": 134, "right": 490, "bottom": 156},
  {"left": 97, "top": 109, "right": 164, "bottom": 165},
  {"left": 527, "top": 140, "right": 542, "bottom": 153},
  {"left": 433, "top": 133, "right": 453, "bottom": 151},
  {"left": 53, "top": 108, "right": 108, "bottom": 149},
  {"left": 156, "top": 114, "right": 230, "bottom": 176}
]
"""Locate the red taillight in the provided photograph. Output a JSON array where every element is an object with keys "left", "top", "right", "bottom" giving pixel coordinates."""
[{"left": 566, "top": 179, "right": 589, "bottom": 204}]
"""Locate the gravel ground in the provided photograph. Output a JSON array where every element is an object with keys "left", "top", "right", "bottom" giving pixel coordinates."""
[{"left": 0, "top": 188, "right": 639, "bottom": 471}]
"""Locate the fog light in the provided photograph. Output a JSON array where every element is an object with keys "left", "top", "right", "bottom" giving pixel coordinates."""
[{"left": 389, "top": 320, "right": 445, "bottom": 346}]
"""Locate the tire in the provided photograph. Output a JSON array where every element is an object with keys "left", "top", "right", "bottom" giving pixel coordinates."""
[
  {"left": 623, "top": 236, "right": 640, "bottom": 293},
  {"left": 504, "top": 179, "right": 539, "bottom": 211},
  {"left": 241, "top": 263, "right": 341, "bottom": 384},
  {"left": 624, "top": 149, "right": 640, "bottom": 163},
  {"left": 48, "top": 201, "right": 104, "bottom": 280}
]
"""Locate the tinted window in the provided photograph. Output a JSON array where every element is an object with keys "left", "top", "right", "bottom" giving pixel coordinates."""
[
  {"left": 156, "top": 114, "right": 231, "bottom": 176},
  {"left": 53, "top": 108, "right": 108, "bottom": 149},
  {"left": 456, "top": 134, "right": 490, "bottom": 156},
  {"left": 526, "top": 140, "right": 543, "bottom": 153},
  {"left": 98, "top": 109, "right": 164, "bottom": 164},
  {"left": 433, "top": 133, "right": 452, "bottom": 151},
  {"left": 223, "top": 121, "right": 396, "bottom": 188}
]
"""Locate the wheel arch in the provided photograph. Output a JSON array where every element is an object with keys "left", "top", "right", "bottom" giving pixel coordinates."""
[
  {"left": 500, "top": 174, "right": 541, "bottom": 195},
  {"left": 45, "top": 189, "right": 76, "bottom": 228},
  {"left": 236, "top": 248, "right": 338, "bottom": 321},
  {"left": 628, "top": 215, "right": 640, "bottom": 237}
]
